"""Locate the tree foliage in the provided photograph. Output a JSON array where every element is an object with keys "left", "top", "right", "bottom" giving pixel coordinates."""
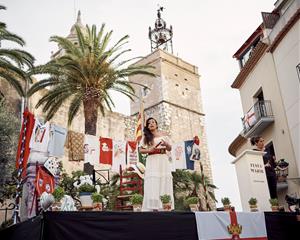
[
  {"left": 28, "top": 24, "right": 155, "bottom": 135},
  {"left": 0, "top": 5, "right": 34, "bottom": 96},
  {"left": 0, "top": 99, "right": 19, "bottom": 203}
]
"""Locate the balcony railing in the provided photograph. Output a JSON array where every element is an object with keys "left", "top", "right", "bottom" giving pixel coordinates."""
[{"left": 241, "top": 100, "right": 274, "bottom": 138}]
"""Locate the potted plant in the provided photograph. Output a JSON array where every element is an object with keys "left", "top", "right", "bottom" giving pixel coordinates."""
[
  {"left": 269, "top": 198, "right": 279, "bottom": 212},
  {"left": 221, "top": 197, "right": 231, "bottom": 211},
  {"left": 160, "top": 194, "right": 172, "bottom": 211},
  {"left": 130, "top": 193, "right": 143, "bottom": 212},
  {"left": 78, "top": 183, "right": 95, "bottom": 208},
  {"left": 186, "top": 197, "right": 199, "bottom": 212},
  {"left": 52, "top": 186, "right": 65, "bottom": 211},
  {"left": 91, "top": 192, "right": 104, "bottom": 211},
  {"left": 248, "top": 197, "right": 258, "bottom": 212}
]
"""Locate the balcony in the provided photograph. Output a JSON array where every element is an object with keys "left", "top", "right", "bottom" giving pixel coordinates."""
[{"left": 241, "top": 100, "right": 274, "bottom": 138}]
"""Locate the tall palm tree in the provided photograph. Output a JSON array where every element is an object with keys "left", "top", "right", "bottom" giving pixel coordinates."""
[
  {"left": 28, "top": 24, "right": 155, "bottom": 135},
  {"left": 0, "top": 5, "right": 34, "bottom": 96}
]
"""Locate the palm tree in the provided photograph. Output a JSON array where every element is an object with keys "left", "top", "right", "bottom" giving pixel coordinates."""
[
  {"left": 0, "top": 5, "right": 34, "bottom": 96},
  {"left": 175, "top": 170, "right": 217, "bottom": 211},
  {"left": 28, "top": 24, "right": 155, "bottom": 135}
]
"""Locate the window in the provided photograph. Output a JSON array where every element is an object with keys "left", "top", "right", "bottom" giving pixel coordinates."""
[
  {"left": 239, "top": 38, "right": 260, "bottom": 68},
  {"left": 253, "top": 88, "right": 264, "bottom": 101},
  {"left": 296, "top": 63, "right": 300, "bottom": 83}
]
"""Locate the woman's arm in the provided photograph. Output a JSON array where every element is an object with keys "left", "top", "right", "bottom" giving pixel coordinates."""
[
  {"left": 139, "top": 146, "right": 156, "bottom": 154},
  {"left": 161, "top": 138, "right": 172, "bottom": 151}
]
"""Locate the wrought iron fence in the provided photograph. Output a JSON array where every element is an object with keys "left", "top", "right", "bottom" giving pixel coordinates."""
[
  {"left": 241, "top": 100, "right": 274, "bottom": 133},
  {"left": 0, "top": 202, "right": 15, "bottom": 223}
]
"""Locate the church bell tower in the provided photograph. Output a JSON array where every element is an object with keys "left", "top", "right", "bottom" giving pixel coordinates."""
[{"left": 129, "top": 8, "right": 214, "bottom": 188}]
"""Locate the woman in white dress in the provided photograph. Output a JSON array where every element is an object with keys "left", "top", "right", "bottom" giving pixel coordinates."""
[{"left": 139, "top": 117, "right": 174, "bottom": 211}]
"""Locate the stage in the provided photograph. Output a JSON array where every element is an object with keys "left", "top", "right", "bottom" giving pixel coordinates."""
[{"left": 1, "top": 211, "right": 299, "bottom": 240}]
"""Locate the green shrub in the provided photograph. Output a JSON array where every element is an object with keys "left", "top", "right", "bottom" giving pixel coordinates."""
[
  {"left": 130, "top": 194, "right": 143, "bottom": 205},
  {"left": 160, "top": 194, "right": 171, "bottom": 204},
  {"left": 91, "top": 193, "right": 104, "bottom": 203},
  {"left": 52, "top": 186, "right": 65, "bottom": 202},
  {"left": 248, "top": 197, "right": 257, "bottom": 205},
  {"left": 221, "top": 197, "right": 231, "bottom": 205},
  {"left": 78, "top": 183, "right": 95, "bottom": 193},
  {"left": 185, "top": 197, "right": 199, "bottom": 205},
  {"left": 269, "top": 198, "right": 278, "bottom": 206}
]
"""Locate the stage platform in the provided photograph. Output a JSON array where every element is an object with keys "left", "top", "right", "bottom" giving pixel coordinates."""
[{"left": 1, "top": 211, "right": 299, "bottom": 240}]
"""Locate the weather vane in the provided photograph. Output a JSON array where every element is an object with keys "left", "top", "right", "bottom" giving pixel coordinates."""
[{"left": 148, "top": 5, "right": 173, "bottom": 53}]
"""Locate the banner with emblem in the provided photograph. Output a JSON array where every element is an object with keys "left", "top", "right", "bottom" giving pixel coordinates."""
[
  {"left": 184, "top": 140, "right": 195, "bottom": 170},
  {"left": 127, "top": 141, "right": 139, "bottom": 165},
  {"left": 111, "top": 140, "right": 127, "bottom": 172},
  {"left": 195, "top": 211, "right": 267, "bottom": 240},
  {"left": 35, "top": 166, "right": 55, "bottom": 197},
  {"left": 99, "top": 137, "right": 113, "bottom": 165}
]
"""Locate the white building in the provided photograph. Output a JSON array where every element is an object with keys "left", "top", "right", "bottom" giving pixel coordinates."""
[{"left": 229, "top": 0, "right": 300, "bottom": 208}]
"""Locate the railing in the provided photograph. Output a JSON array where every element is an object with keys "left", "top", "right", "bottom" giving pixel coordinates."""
[{"left": 241, "top": 100, "right": 274, "bottom": 137}]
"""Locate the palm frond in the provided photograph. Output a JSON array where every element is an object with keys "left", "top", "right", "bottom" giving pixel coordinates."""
[
  {"left": 28, "top": 23, "right": 155, "bottom": 128},
  {"left": 0, "top": 28, "right": 25, "bottom": 46},
  {"left": 68, "top": 93, "right": 83, "bottom": 125},
  {"left": 0, "top": 71, "right": 24, "bottom": 96}
]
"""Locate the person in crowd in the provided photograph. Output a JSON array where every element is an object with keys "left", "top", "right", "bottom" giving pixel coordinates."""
[
  {"left": 250, "top": 136, "right": 277, "bottom": 199},
  {"left": 139, "top": 117, "right": 174, "bottom": 211}
]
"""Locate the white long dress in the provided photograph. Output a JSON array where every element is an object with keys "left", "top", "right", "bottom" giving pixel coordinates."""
[{"left": 142, "top": 136, "right": 174, "bottom": 211}]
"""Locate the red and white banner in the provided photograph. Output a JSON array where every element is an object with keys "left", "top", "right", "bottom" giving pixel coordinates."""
[
  {"left": 195, "top": 211, "right": 267, "bottom": 240},
  {"left": 16, "top": 110, "right": 35, "bottom": 177},
  {"left": 99, "top": 137, "right": 113, "bottom": 165},
  {"left": 36, "top": 166, "right": 55, "bottom": 197},
  {"left": 243, "top": 107, "right": 257, "bottom": 130},
  {"left": 127, "top": 141, "right": 139, "bottom": 165}
]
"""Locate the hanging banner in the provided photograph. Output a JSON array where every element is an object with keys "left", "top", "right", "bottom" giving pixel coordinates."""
[
  {"left": 36, "top": 166, "right": 55, "bottom": 197},
  {"left": 99, "top": 137, "right": 113, "bottom": 165},
  {"left": 16, "top": 110, "right": 35, "bottom": 177},
  {"left": 127, "top": 141, "right": 139, "bottom": 165}
]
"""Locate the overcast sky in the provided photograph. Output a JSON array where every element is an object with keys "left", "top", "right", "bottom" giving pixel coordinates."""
[{"left": 1, "top": 0, "right": 276, "bottom": 210}]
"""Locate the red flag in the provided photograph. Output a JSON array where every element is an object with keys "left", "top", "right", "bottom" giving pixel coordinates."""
[
  {"left": 35, "top": 166, "right": 55, "bottom": 196},
  {"left": 16, "top": 110, "right": 35, "bottom": 177},
  {"left": 99, "top": 137, "right": 113, "bottom": 165},
  {"left": 135, "top": 112, "right": 143, "bottom": 143},
  {"left": 135, "top": 99, "right": 144, "bottom": 143}
]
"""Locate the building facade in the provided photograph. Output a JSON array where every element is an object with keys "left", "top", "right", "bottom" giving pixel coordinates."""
[{"left": 229, "top": 0, "right": 300, "bottom": 205}]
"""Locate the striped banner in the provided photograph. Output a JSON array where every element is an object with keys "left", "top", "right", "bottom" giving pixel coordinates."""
[{"left": 135, "top": 98, "right": 144, "bottom": 143}]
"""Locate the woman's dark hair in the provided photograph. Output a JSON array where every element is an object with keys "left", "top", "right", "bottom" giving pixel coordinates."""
[
  {"left": 250, "top": 136, "right": 262, "bottom": 146},
  {"left": 143, "top": 117, "right": 157, "bottom": 146}
]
